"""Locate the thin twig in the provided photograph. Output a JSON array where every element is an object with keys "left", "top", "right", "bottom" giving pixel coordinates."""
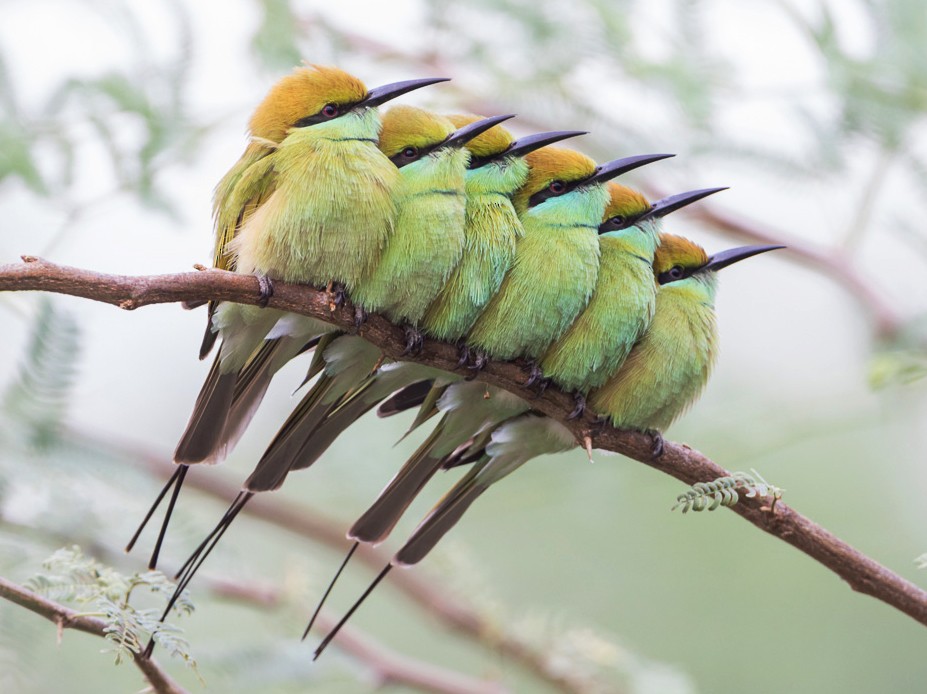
[
  {"left": 0, "top": 514, "right": 512, "bottom": 694},
  {"left": 0, "top": 575, "right": 187, "bottom": 694},
  {"left": 3, "top": 258, "right": 927, "bottom": 630}
]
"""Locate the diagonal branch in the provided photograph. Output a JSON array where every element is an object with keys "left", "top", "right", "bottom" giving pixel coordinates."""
[
  {"left": 3, "top": 256, "right": 927, "bottom": 635},
  {"left": 0, "top": 575, "right": 187, "bottom": 694}
]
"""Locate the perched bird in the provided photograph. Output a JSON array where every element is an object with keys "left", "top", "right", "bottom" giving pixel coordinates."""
[
  {"left": 463, "top": 148, "right": 672, "bottom": 367},
  {"left": 306, "top": 181, "right": 710, "bottom": 639},
  {"left": 127, "top": 66, "right": 448, "bottom": 570},
  {"left": 587, "top": 235, "right": 784, "bottom": 453},
  {"left": 423, "top": 117, "right": 587, "bottom": 342},
  {"left": 539, "top": 185, "right": 728, "bottom": 409},
  {"left": 361, "top": 183, "right": 723, "bottom": 528},
  {"left": 312, "top": 234, "right": 783, "bottom": 659},
  {"left": 161, "top": 108, "right": 513, "bottom": 610},
  {"left": 245, "top": 121, "right": 590, "bottom": 486}
]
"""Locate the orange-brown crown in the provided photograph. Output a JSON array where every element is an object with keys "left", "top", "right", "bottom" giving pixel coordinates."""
[
  {"left": 248, "top": 65, "right": 368, "bottom": 142},
  {"left": 378, "top": 106, "right": 455, "bottom": 158},
  {"left": 513, "top": 147, "right": 597, "bottom": 210},
  {"left": 445, "top": 113, "right": 514, "bottom": 158},
  {"left": 654, "top": 233, "right": 709, "bottom": 274},
  {"left": 602, "top": 182, "right": 651, "bottom": 222}
]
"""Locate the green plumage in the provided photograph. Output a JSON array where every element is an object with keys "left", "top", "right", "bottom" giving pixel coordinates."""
[
  {"left": 229, "top": 110, "right": 398, "bottom": 288},
  {"left": 422, "top": 154, "right": 528, "bottom": 340},
  {"left": 351, "top": 143, "right": 469, "bottom": 323},
  {"left": 589, "top": 273, "right": 718, "bottom": 431},
  {"left": 176, "top": 106, "right": 399, "bottom": 464},
  {"left": 540, "top": 219, "right": 659, "bottom": 393},
  {"left": 466, "top": 185, "right": 607, "bottom": 360}
]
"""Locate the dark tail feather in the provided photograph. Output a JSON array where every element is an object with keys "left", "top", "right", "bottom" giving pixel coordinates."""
[
  {"left": 377, "top": 380, "right": 433, "bottom": 417},
  {"left": 402, "top": 383, "right": 447, "bottom": 438},
  {"left": 147, "top": 465, "right": 188, "bottom": 569},
  {"left": 394, "top": 477, "right": 487, "bottom": 567},
  {"left": 198, "top": 303, "right": 219, "bottom": 360},
  {"left": 218, "top": 340, "right": 280, "bottom": 455},
  {"left": 301, "top": 542, "right": 358, "bottom": 640},
  {"left": 174, "top": 355, "right": 237, "bottom": 464},
  {"left": 296, "top": 334, "right": 324, "bottom": 357},
  {"left": 243, "top": 375, "right": 338, "bottom": 492},
  {"left": 313, "top": 564, "right": 393, "bottom": 661},
  {"left": 442, "top": 435, "right": 487, "bottom": 469},
  {"left": 296, "top": 331, "right": 341, "bottom": 392},
  {"left": 289, "top": 392, "right": 377, "bottom": 474},
  {"left": 125, "top": 465, "right": 185, "bottom": 557},
  {"left": 349, "top": 428, "right": 445, "bottom": 544}
]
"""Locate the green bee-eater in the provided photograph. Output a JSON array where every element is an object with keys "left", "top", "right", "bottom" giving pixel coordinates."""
[
  {"left": 239, "top": 121, "right": 588, "bottom": 490},
  {"left": 127, "top": 66, "right": 448, "bottom": 570},
  {"left": 540, "top": 184, "right": 728, "bottom": 407},
  {"left": 159, "top": 109, "right": 511, "bottom": 610},
  {"left": 587, "top": 234, "right": 783, "bottom": 453},
  {"left": 312, "top": 234, "right": 783, "bottom": 659},
  {"left": 463, "top": 148, "right": 672, "bottom": 365}
]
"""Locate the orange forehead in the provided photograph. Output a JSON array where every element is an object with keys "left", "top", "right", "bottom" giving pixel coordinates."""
[
  {"left": 524, "top": 146, "right": 596, "bottom": 186},
  {"left": 248, "top": 65, "right": 368, "bottom": 142},
  {"left": 603, "top": 183, "right": 651, "bottom": 221},
  {"left": 654, "top": 233, "right": 709, "bottom": 273},
  {"left": 512, "top": 146, "right": 597, "bottom": 210},
  {"left": 378, "top": 106, "right": 455, "bottom": 157},
  {"left": 445, "top": 113, "right": 514, "bottom": 158}
]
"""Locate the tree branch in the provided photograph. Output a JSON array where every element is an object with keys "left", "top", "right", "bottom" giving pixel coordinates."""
[
  {"left": 0, "top": 575, "right": 187, "bottom": 694},
  {"left": 4, "top": 257, "right": 927, "bottom": 635}
]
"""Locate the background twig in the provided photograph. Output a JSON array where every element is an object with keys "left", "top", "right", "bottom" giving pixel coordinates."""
[{"left": 0, "top": 575, "right": 187, "bottom": 694}]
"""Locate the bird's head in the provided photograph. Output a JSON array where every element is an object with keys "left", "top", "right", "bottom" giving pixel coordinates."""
[
  {"left": 598, "top": 185, "right": 727, "bottom": 257},
  {"left": 380, "top": 108, "right": 515, "bottom": 168},
  {"left": 514, "top": 148, "right": 674, "bottom": 214},
  {"left": 655, "top": 233, "right": 784, "bottom": 286},
  {"left": 248, "top": 65, "right": 448, "bottom": 142},
  {"left": 598, "top": 184, "right": 652, "bottom": 232}
]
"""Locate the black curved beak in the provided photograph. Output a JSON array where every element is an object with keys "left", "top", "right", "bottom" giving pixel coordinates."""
[
  {"left": 443, "top": 114, "right": 516, "bottom": 150},
  {"left": 700, "top": 244, "right": 785, "bottom": 273},
  {"left": 583, "top": 153, "right": 675, "bottom": 186},
  {"left": 506, "top": 130, "right": 589, "bottom": 160},
  {"left": 640, "top": 187, "right": 729, "bottom": 221},
  {"left": 361, "top": 77, "right": 451, "bottom": 108},
  {"left": 469, "top": 129, "right": 587, "bottom": 169}
]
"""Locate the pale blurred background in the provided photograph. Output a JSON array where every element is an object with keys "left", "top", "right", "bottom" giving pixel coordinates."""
[{"left": 1, "top": 1, "right": 926, "bottom": 692}]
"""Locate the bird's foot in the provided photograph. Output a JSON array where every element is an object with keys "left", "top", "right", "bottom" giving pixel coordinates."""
[
  {"left": 646, "top": 429, "right": 665, "bottom": 459},
  {"left": 401, "top": 326, "right": 425, "bottom": 356},
  {"left": 256, "top": 274, "right": 275, "bottom": 308},
  {"left": 465, "top": 350, "right": 488, "bottom": 380},
  {"left": 354, "top": 305, "right": 368, "bottom": 331},
  {"left": 568, "top": 392, "right": 586, "bottom": 420},
  {"left": 456, "top": 342, "right": 470, "bottom": 369},
  {"left": 326, "top": 281, "right": 346, "bottom": 312},
  {"left": 524, "top": 361, "right": 550, "bottom": 396}
]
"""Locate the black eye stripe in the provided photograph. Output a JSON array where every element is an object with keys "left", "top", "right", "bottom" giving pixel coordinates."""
[
  {"left": 657, "top": 264, "right": 695, "bottom": 285},
  {"left": 292, "top": 101, "right": 356, "bottom": 128}
]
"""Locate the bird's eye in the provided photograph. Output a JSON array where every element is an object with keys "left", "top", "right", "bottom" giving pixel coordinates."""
[
  {"left": 609, "top": 215, "right": 626, "bottom": 226},
  {"left": 549, "top": 180, "right": 566, "bottom": 194},
  {"left": 321, "top": 103, "right": 340, "bottom": 118},
  {"left": 402, "top": 146, "right": 417, "bottom": 158},
  {"left": 669, "top": 265, "right": 684, "bottom": 279}
]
